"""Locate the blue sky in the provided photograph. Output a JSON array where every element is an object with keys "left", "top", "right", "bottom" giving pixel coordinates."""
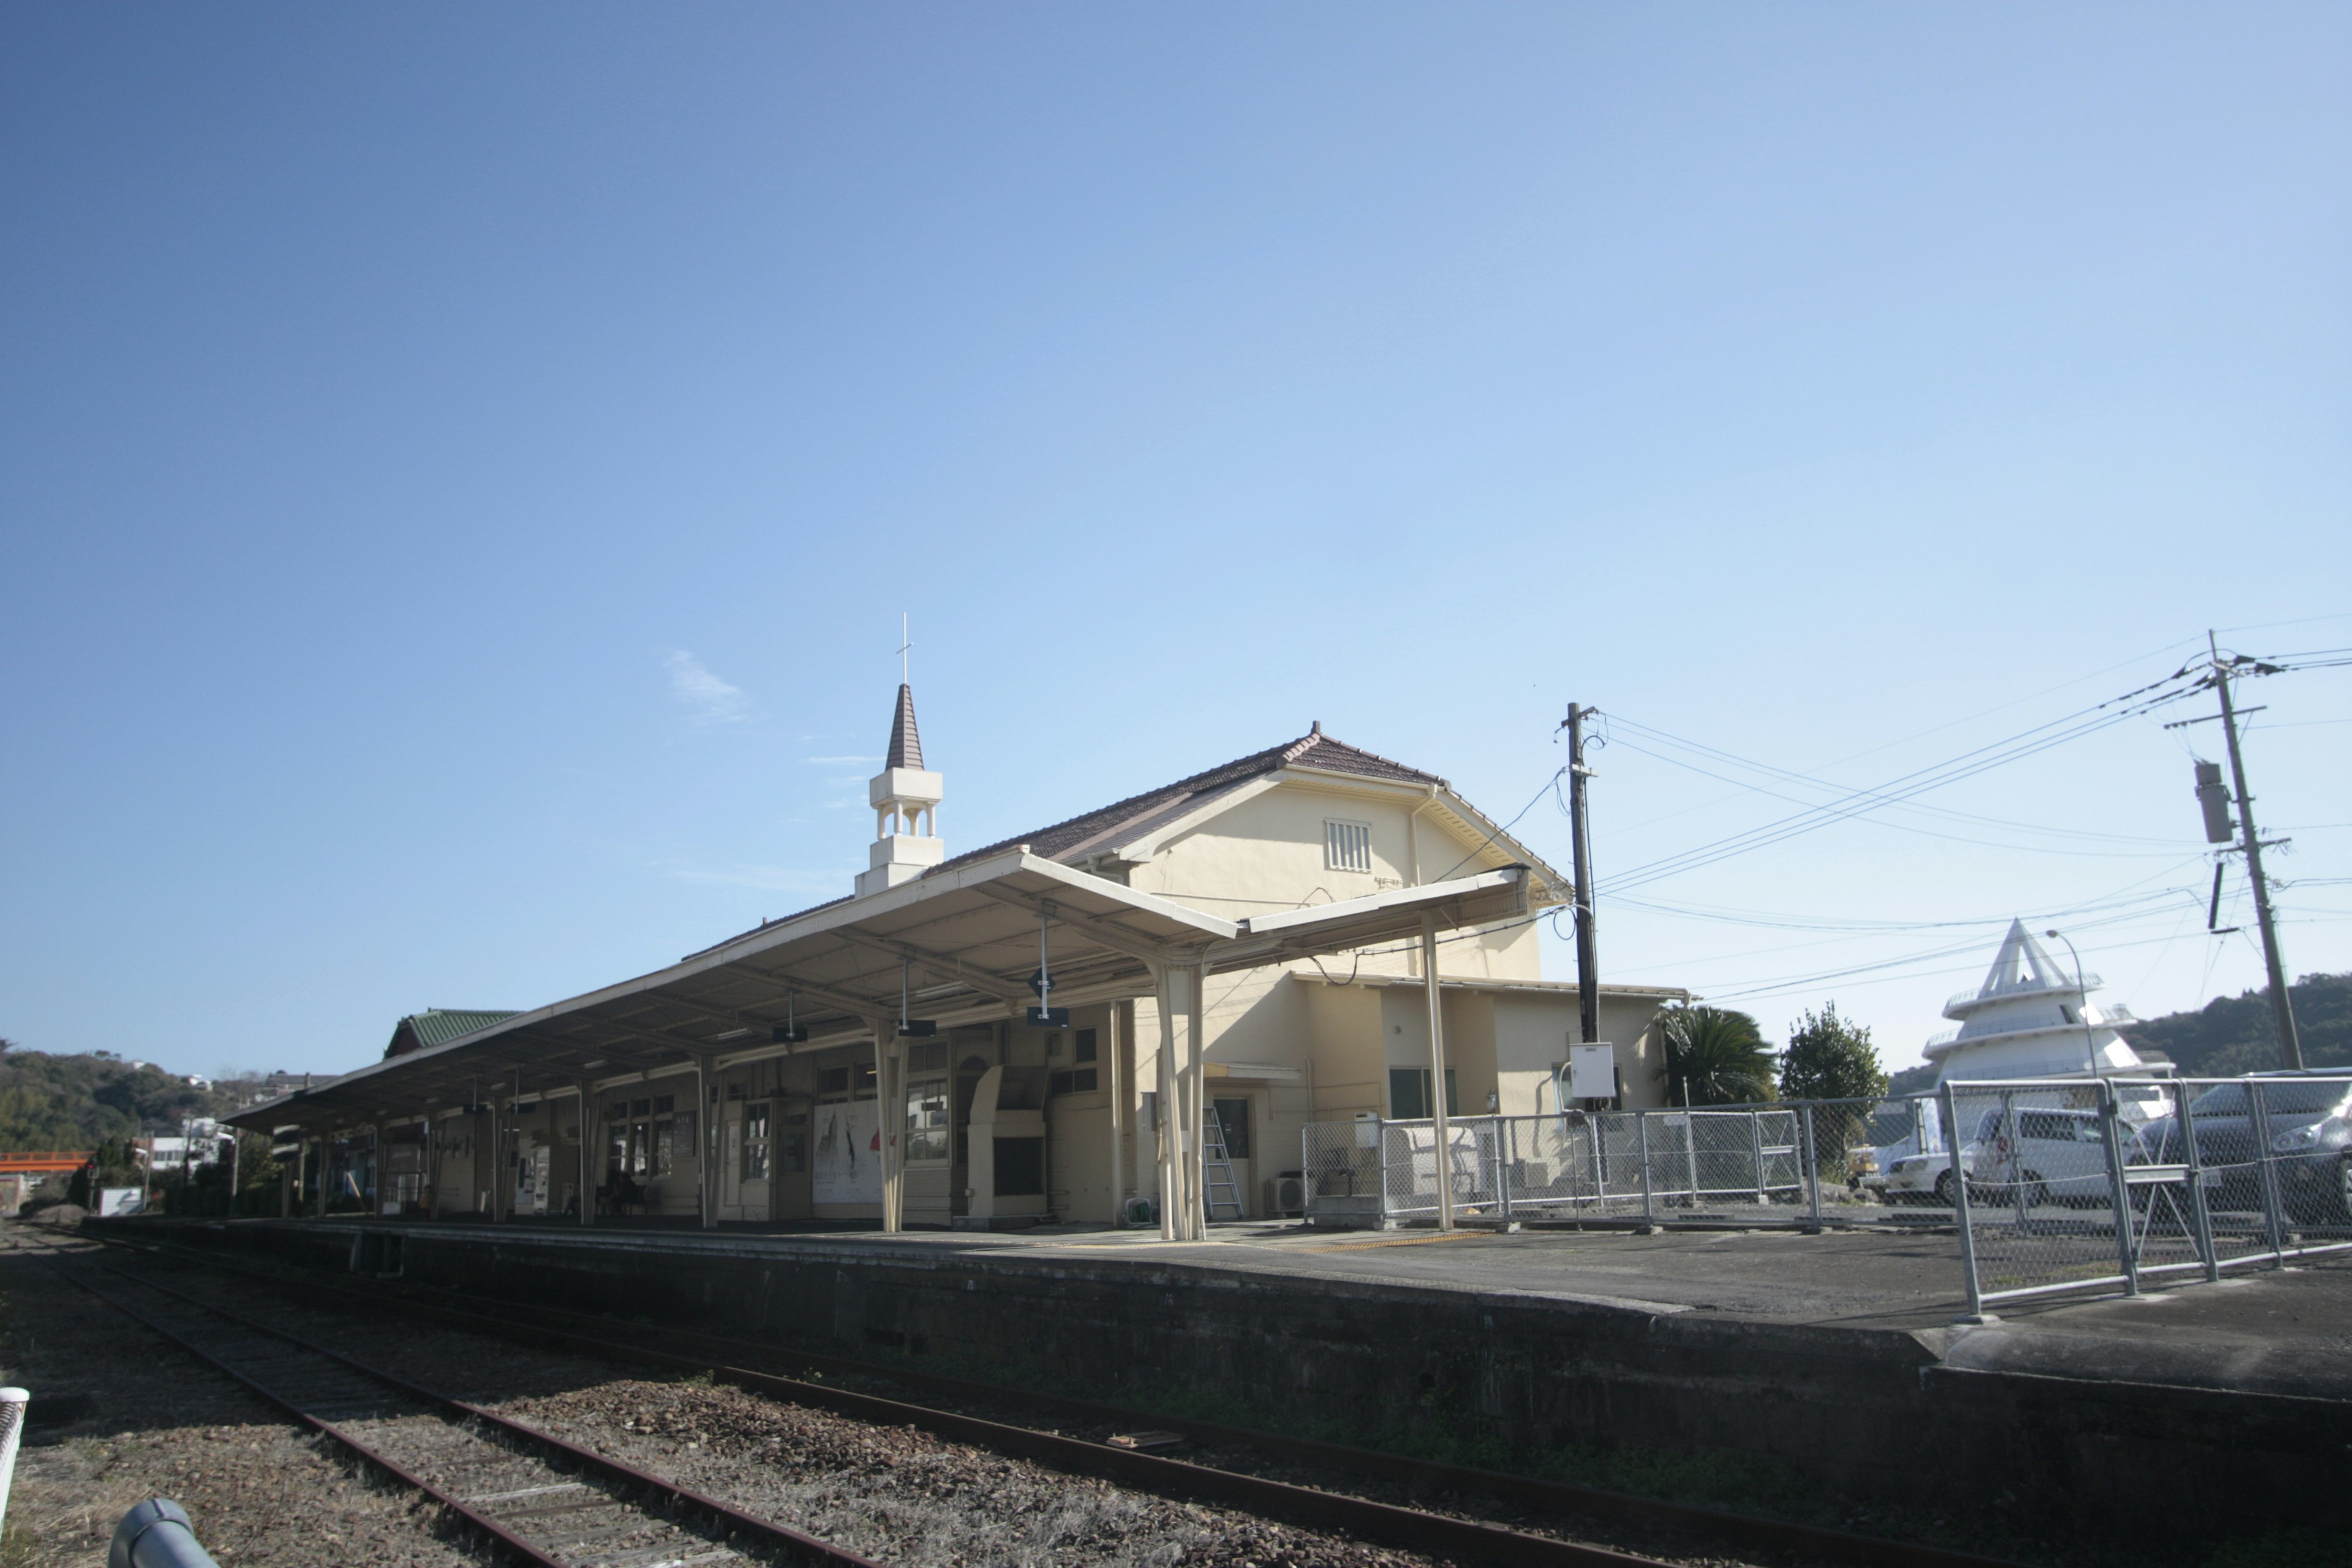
[{"left": 3, "top": 5, "right": 2346, "bottom": 1079}]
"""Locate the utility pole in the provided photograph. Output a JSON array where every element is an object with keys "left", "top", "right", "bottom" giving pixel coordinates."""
[
  {"left": 1564, "top": 704, "right": 1600, "bottom": 1046},
  {"left": 2210, "top": 635, "right": 2303, "bottom": 1071}
]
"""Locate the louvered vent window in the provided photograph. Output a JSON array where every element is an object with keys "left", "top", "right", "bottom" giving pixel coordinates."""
[{"left": 1325, "top": 819, "right": 1374, "bottom": 873}]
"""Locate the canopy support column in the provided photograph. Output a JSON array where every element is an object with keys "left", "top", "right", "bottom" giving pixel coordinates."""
[
  {"left": 866, "top": 1024, "right": 903, "bottom": 1234},
  {"left": 695, "top": 1057, "right": 714, "bottom": 1229},
  {"left": 576, "top": 1084, "right": 595, "bottom": 1227},
  {"left": 1106, "top": 1001, "right": 1125, "bottom": 1225},
  {"left": 1151, "top": 965, "right": 1177, "bottom": 1242},
  {"left": 1185, "top": 960, "right": 1208, "bottom": 1240},
  {"left": 1423, "top": 913, "right": 1455, "bottom": 1232}
]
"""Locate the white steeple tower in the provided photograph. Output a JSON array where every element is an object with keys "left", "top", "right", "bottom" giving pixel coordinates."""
[
  {"left": 1923, "top": 919, "right": 2155, "bottom": 1081},
  {"left": 854, "top": 682, "right": 944, "bottom": 897}
]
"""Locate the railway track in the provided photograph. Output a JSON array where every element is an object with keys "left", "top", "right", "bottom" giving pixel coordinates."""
[
  {"left": 21, "top": 1233, "right": 875, "bottom": 1568},
  {"left": 23, "top": 1223, "right": 2031, "bottom": 1568}
]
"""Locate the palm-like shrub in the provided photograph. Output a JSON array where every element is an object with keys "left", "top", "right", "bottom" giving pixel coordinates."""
[{"left": 1660, "top": 1006, "right": 1777, "bottom": 1106}]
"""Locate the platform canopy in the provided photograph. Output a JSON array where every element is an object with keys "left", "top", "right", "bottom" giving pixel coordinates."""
[{"left": 230, "top": 849, "right": 1535, "bottom": 1134}]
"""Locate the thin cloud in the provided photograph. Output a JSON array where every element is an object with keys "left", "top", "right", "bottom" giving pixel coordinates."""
[
  {"left": 663, "top": 650, "right": 750, "bottom": 727},
  {"left": 806, "top": 755, "right": 880, "bottom": 764}
]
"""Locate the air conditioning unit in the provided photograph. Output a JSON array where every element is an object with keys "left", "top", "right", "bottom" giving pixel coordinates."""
[{"left": 1266, "top": 1174, "right": 1306, "bottom": 1218}]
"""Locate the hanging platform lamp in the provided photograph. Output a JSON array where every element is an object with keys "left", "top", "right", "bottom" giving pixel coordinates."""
[
  {"left": 895, "top": 960, "right": 938, "bottom": 1037},
  {"left": 771, "top": 992, "right": 809, "bottom": 1045},
  {"left": 1026, "top": 912, "right": 1069, "bottom": 1028}
]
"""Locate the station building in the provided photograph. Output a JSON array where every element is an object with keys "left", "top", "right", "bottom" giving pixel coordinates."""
[{"left": 231, "top": 688, "right": 1686, "bottom": 1237}]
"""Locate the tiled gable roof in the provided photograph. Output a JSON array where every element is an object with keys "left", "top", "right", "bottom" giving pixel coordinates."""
[{"left": 938, "top": 726, "right": 1445, "bottom": 872}]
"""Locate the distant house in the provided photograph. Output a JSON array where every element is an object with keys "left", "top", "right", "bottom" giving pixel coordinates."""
[{"left": 385, "top": 1009, "right": 521, "bottom": 1060}]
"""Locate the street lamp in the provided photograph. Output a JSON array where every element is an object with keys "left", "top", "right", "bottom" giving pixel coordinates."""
[{"left": 2044, "top": 929, "right": 2101, "bottom": 1077}]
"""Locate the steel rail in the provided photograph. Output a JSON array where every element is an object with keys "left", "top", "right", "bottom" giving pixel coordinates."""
[
  {"left": 21, "top": 1234, "right": 881, "bottom": 1568},
  {"left": 70, "top": 1223, "right": 2025, "bottom": 1568}
]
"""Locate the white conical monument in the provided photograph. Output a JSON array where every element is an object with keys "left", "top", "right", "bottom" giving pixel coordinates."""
[
  {"left": 1923, "top": 919, "right": 2157, "bottom": 1082},
  {"left": 854, "top": 682, "right": 944, "bottom": 897}
]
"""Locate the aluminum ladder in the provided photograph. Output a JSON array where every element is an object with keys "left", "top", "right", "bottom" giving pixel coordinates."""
[{"left": 1203, "top": 1106, "right": 1246, "bottom": 1222}]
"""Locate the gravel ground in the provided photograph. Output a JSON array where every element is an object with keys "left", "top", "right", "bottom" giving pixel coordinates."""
[
  {"left": 0, "top": 1232, "right": 464, "bottom": 1568},
  {"left": 502, "top": 1378, "right": 1442, "bottom": 1568}
]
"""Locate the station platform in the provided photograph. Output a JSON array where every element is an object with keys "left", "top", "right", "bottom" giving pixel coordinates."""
[{"left": 269, "top": 1210, "right": 2352, "bottom": 1400}]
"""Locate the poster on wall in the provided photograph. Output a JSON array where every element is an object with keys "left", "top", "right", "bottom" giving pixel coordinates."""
[{"left": 811, "top": 1099, "right": 881, "bottom": 1205}]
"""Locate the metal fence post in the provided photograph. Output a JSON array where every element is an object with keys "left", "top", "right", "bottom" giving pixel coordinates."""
[
  {"left": 2176, "top": 1080, "right": 2219, "bottom": 1282},
  {"left": 2250, "top": 1081, "right": 2286, "bottom": 1265},
  {"left": 1939, "top": 1083, "right": 1986, "bottom": 1321},
  {"left": 1635, "top": 1110, "right": 1655, "bottom": 1227},
  {"left": 1589, "top": 1113, "right": 1605, "bottom": 1207},
  {"left": 2096, "top": 1078, "right": 2142, "bottom": 1297},
  {"left": 1750, "top": 1109, "right": 1766, "bottom": 1204},
  {"left": 2005, "top": 1090, "right": 2030, "bottom": 1234},
  {"left": 1498, "top": 1118, "right": 1514, "bottom": 1225},
  {"left": 1802, "top": 1104, "right": 1823, "bottom": 1232}
]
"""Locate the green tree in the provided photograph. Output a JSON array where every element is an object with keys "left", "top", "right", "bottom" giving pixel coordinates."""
[
  {"left": 1779, "top": 1002, "right": 1887, "bottom": 1175},
  {"left": 1660, "top": 1006, "right": 1777, "bottom": 1106},
  {"left": 1779, "top": 1002, "right": 1887, "bottom": 1103}
]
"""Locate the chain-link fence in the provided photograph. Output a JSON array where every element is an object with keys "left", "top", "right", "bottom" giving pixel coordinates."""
[
  {"left": 1940, "top": 1075, "right": 2352, "bottom": 1314},
  {"left": 1300, "top": 1104, "right": 1815, "bottom": 1227},
  {"left": 1302, "top": 1074, "right": 2352, "bottom": 1317}
]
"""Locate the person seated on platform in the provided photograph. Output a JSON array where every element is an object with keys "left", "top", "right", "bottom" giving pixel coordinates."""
[{"left": 597, "top": 1172, "right": 648, "bottom": 1217}]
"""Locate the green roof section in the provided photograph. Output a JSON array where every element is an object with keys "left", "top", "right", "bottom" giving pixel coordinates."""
[{"left": 384, "top": 1008, "right": 521, "bottom": 1060}]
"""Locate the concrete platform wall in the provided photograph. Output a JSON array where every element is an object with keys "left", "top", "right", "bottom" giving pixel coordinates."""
[{"left": 130, "top": 1218, "right": 2346, "bottom": 1553}]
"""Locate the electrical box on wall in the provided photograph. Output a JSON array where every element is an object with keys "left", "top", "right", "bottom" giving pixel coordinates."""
[{"left": 1568, "top": 1044, "right": 1616, "bottom": 1101}]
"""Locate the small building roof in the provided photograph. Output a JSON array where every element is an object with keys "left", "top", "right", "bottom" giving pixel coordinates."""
[{"left": 385, "top": 1009, "right": 521, "bottom": 1060}]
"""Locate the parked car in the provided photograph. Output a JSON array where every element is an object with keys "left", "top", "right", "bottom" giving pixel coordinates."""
[
  {"left": 1863, "top": 1106, "right": 2108, "bottom": 1208},
  {"left": 2130, "top": 1072, "right": 2352, "bottom": 1225}
]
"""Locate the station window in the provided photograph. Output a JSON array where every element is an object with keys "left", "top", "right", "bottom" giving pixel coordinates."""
[
  {"left": 777, "top": 1129, "right": 806, "bottom": 1174},
  {"left": 1049, "top": 1068, "right": 1099, "bottom": 1096},
  {"left": 1074, "top": 1028, "right": 1098, "bottom": 1064},
  {"left": 1325, "top": 819, "right": 1374, "bottom": 874},
  {"left": 1212, "top": 1097, "right": 1251, "bottom": 1159},
  {"left": 905, "top": 1079, "right": 950, "bottom": 1163},
  {"left": 907, "top": 1041, "right": 948, "bottom": 1073},
  {"left": 742, "top": 1101, "right": 771, "bottom": 1181},
  {"left": 1387, "top": 1067, "right": 1459, "bottom": 1120},
  {"left": 816, "top": 1066, "right": 850, "bottom": 1096}
]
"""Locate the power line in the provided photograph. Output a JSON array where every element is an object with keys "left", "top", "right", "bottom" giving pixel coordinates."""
[{"left": 1595, "top": 682, "right": 2198, "bottom": 895}]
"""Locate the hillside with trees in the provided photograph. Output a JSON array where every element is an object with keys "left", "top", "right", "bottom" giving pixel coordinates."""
[
  {"left": 2120, "top": 971, "right": 2351, "bottom": 1077},
  {"left": 0, "top": 1041, "right": 277, "bottom": 1148}
]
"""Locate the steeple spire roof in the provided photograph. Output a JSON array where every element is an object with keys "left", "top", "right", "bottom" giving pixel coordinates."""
[{"left": 886, "top": 684, "right": 924, "bottom": 770}]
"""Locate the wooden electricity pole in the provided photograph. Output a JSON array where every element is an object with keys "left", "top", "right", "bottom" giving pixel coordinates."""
[
  {"left": 2211, "top": 640, "right": 2303, "bottom": 1070},
  {"left": 1564, "top": 704, "right": 1600, "bottom": 1046}
]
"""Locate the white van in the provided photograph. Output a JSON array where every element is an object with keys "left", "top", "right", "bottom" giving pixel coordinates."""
[{"left": 1866, "top": 1107, "right": 2108, "bottom": 1207}]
